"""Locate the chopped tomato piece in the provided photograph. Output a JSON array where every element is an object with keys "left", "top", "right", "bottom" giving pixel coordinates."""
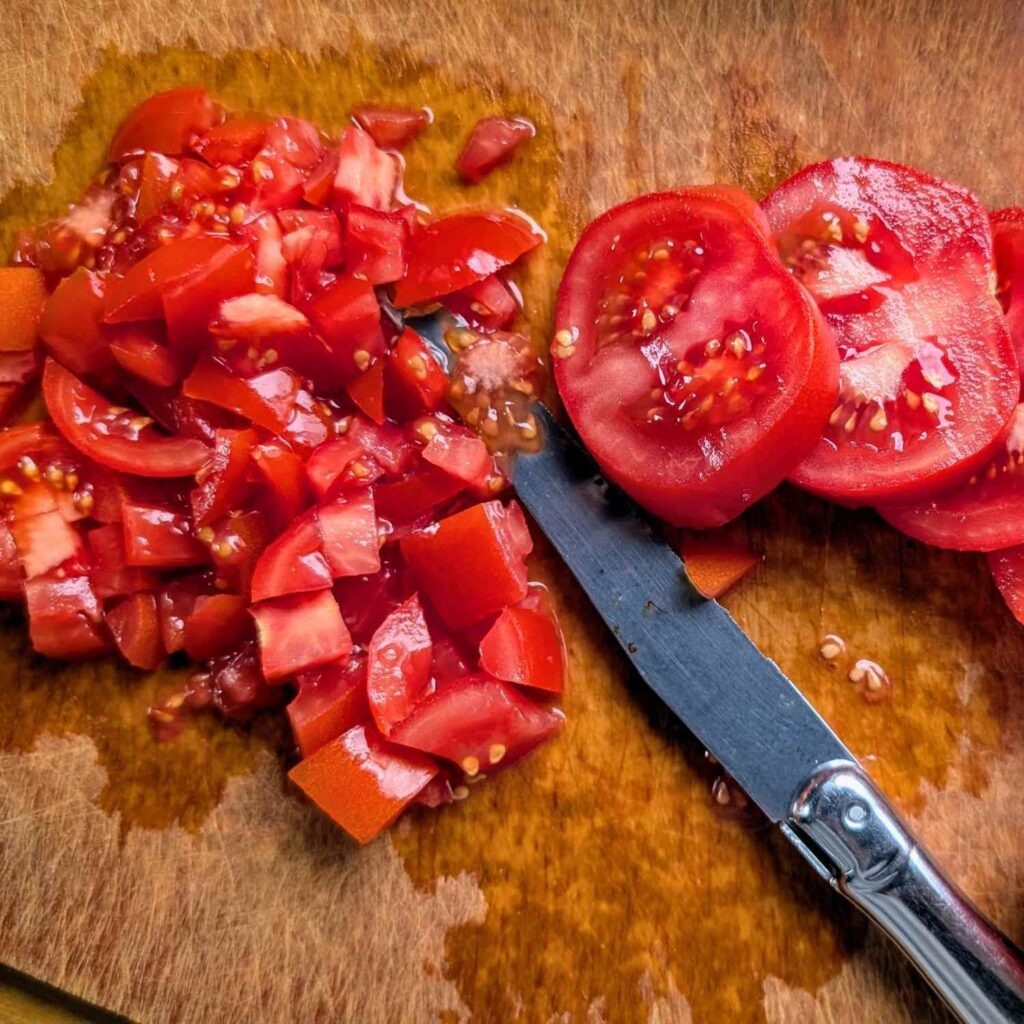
[
  {"left": 215, "top": 293, "right": 309, "bottom": 338},
  {"left": 330, "top": 127, "right": 399, "bottom": 211},
  {"left": 351, "top": 105, "right": 430, "bottom": 149},
  {"left": 109, "top": 328, "right": 184, "bottom": 388},
  {"left": 251, "top": 588, "right": 352, "bottom": 681},
  {"left": 251, "top": 440, "right": 309, "bottom": 526},
  {"left": 401, "top": 500, "right": 530, "bottom": 628},
  {"left": 183, "top": 593, "right": 251, "bottom": 661},
  {"left": 0, "top": 267, "right": 46, "bottom": 352},
  {"left": 250, "top": 148, "right": 306, "bottom": 211},
  {"left": 456, "top": 116, "right": 534, "bottom": 184},
  {"left": 479, "top": 590, "right": 566, "bottom": 693},
  {"left": 317, "top": 490, "right": 381, "bottom": 578},
  {"left": 39, "top": 269, "right": 115, "bottom": 379},
  {"left": 10, "top": 502, "right": 83, "bottom": 579},
  {"left": 87, "top": 523, "right": 158, "bottom": 599},
  {"left": 191, "top": 427, "right": 256, "bottom": 527},
  {"left": 679, "top": 535, "right": 761, "bottom": 599},
  {"left": 304, "top": 435, "right": 373, "bottom": 500},
  {"left": 106, "top": 592, "right": 164, "bottom": 670},
  {"left": 25, "top": 574, "right": 110, "bottom": 659},
  {"left": 393, "top": 211, "right": 542, "bottom": 307},
  {"left": 108, "top": 86, "right": 218, "bottom": 162},
  {"left": 390, "top": 676, "right": 563, "bottom": 774},
  {"left": 333, "top": 550, "right": 410, "bottom": 644},
  {"left": 305, "top": 277, "right": 385, "bottom": 379},
  {"left": 289, "top": 722, "right": 437, "bottom": 843},
  {"left": 250, "top": 509, "right": 331, "bottom": 603},
  {"left": 442, "top": 274, "right": 517, "bottom": 330},
  {"left": 422, "top": 428, "right": 491, "bottom": 486},
  {"left": 44, "top": 360, "right": 210, "bottom": 478},
  {"left": 346, "top": 361, "right": 385, "bottom": 424},
  {"left": 374, "top": 462, "right": 464, "bottom": 523},
  {"left": 344, "top": 206, "right": 408, "bottom": 284},
  {"left": 192, "top": 117, "right": 268, "bottom": 165},
  {"left": 385, "top": 327, "right": 448, "bottom": 417},
  {"left": 366, "top": 593, "right": 433, "bottom": 734},
  {"left": 122, "top": 501, "right": 207, "bottom": 568},
  {"left": 206, "top": 510, "right": 268, "bottom": 598},
  {"left": 0, "top": 521, "right": 22, "bottom": 600},
  {"left": 244, "top": 212, "right": 288, "bottom": 297},
  {"left": 348, "top": 418, "right": 414, "bottom": 475},
  {"left": 135, "top": 153, "right": 179, "bottom": 222},
  {"left": 288, "top": 652, "right": 370, "bottom": 758},
  {"left": 988, "top": 546, "right": 1024, "bottom": 625},
  {"left": 992, "top": 208, "right": 1024, "bottom": 375},
  {"left": 158, "top": 573, "right": 213, "bottom": 653},
  {"left": 182, "top": 358, "right": 300, "bottom": 433},
  {"left": 199, "top": 639, "right": 282, "bottom": 720},
  {"left": 265, "top": 117, "right": 325, "bottom": 171}
]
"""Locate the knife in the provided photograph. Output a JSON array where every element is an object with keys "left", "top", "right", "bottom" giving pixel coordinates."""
[{"left": 508, "top": 402, "right": 1024, "bottom": 1024}]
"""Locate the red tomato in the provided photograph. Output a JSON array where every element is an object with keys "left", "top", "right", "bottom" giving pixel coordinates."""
[
  {"left": 317, "top": 491, "right": 381, "bottom": 578},
  {"left": 0, "top": 521, "right": 22, "bottom": 600},
  {"left": 479, "top": 589, "right": 566, "bottom": 693},
  {"left": 331, "top": 127, "right": 399, "bottom": 211},
  {"left": 200, "top": 640, "right": 282, "bottom": 720},
  {"left": 215, "top": 293, "right": 309, "bottom": 339},
  {"left": 390, "top": 676, "right": 563, "bottom": 775},
  {"left": 401, "top": 500, "right": 530, "bottom": 629},
  {"left": 191, "top": 428, "right": 256, "bottom": 527},
  {"left": 332, "top": 549, "right": 411, "bottom": 644},
  {"left": 992, "top": 208, "right": 1024, "bottom": 374},
  {"left": 109, "top": 329, "right": 184, "bottom": 388},
  {"left": 265, "top": 117, "right": 325, "bottom": 171},
  {"left": 0, "top": 350, "right": 39, "bottom": 386},
  {"left": 244, "top": 212, "right": 289, "bottom": 297},
  {"left": 346, "top": 361, "right": 385, "bottom": 424},
  {"left": 988, "top": 546, "right": 1024, "bottom": 624},
  {"left": 305, "top": 277, "right": 385, "bottom": 379},
  {"left": 87, "top": 524, "right": 159, "bottom": 599},
  {"left": 252, "top": 440, "right": 310, "bottom": 527},
  {"left": 343, "top": 205, "right": 409, "bottom": 284},
  {"left": 305, "top": 435, "right": 374, "bottom": 500},
  {"left": 374, "top": 462, "right": 465, "bottom": 524},
  {"left": 288, "top": 722, "right": 437, "bottom": 844},
  {"left": 393, "top": 211, "right": 543, "bottom": 307},
  {"left": 108, "top": 87, "right": 218, "bottom": 162},
  {"left": 206, "top": 510, "right": 268, "bottom": 598},
  {"left": 192, "top": 117, "right": 268, "bottom": 165},
  {"left": 39, "top": 269, "right": 116, "bottom": 379},
  {"left": 351, "top": 105, "right": 431, "bottom": 150},
  {"left": 763, "top": 157, "right": 1018, "bottom": 505},
  {"left": 0, "top": 267, "right": 46, "bottom": 352},
  {"left": 135, "top": 153, "right": 179, "bottom": 222},
  {"left": 122, "top": 501, "right": 207, "bottom": 568},
  {"left": 422, "top": 428, "right": 491, "bottom": 486},
  {"left": 43, "top": 360, "right": 210, "bottom": 478},
  {"left": 251, "top": 588, "right": 352, "bottom": 681},
  {"left": 385, "top": 327, "right": 448, "bottom": 417},
  {"left": 250, "top": 509, "right": 331, "bottom": 603},
  {"left": 348, "top": 418, "right": 414, "bottom": 475},
  {"left": 456, "top": 116, "right": 535, "bottom": 184},
  {"left": 25, "top": 574, "right": 110, "bottom": 659},
  {"left": 182, "top": 358, "right": 300, "bottom": 433},
  {"left": 554, "top": 188, "right": 837, "bottom": 528},
  {"left": 183, "top": 593, "right": 252, "bottom": 661},
  {"left": 106, "top": 592, "right": 164, "bottom": 670},
  {"left": 288, "top": 652, "right": 370, "bottom": 758},
  {"left": 366, "top": 593, "right": 433, "bottom": 734},
  {"left": 10, "top": 502, "right": 84, "bottom": 579},
  {"left": 158, "top": 573, "right": 214, "bottom": 653},
  {"left": 442, "top": 274, "right": 517, "bottom": 330}
]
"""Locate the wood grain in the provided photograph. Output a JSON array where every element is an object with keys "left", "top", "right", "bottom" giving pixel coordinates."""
[{"left": 1, "top": 2, "right": 1023, "bottom": 1022}]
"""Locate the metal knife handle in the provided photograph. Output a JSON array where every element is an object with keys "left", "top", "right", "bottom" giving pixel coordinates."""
[{"left": 786, "top": 763, "right": 1024, "bottom": 1024}]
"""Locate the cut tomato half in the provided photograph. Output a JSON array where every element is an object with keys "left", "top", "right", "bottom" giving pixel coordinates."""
[
  {"left": 763, "top": 157, "right": 1018, "bottom": 505},
  {"left": 554, "top": 187, "right": 837, "bottom": 528}
]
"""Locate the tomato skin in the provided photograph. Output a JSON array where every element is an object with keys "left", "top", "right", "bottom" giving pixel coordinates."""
[
  {"left": 456, "top": 116, "right": 535, "bottom": 184},
  {"left": 25, "top": 574, "right": 111, "bottom": 660},
  {"left": 183, "top": 593, "right": 252, "bottom": 661},
  {"left": 393, "top": 212, "right": 542, "bottom": 307},
  {"left": 401, "top": 500, "right": 530, "bottom": 629},
  {"left": 250, "top": 509, "right": 331, "bottom": 603},
  {"left": 108, "top": 87, "right": 218, "bottom": 162},
  {"left": 106, "top": 592, "right": 165, "bottom": 670},
  {"left": 39, "top": 269, "right": 116, "bottom": 379},
  {"left": 0, "top": 267, "right": 47, "bottom": 352},
  {"left": 479, "top": 592, "right": 566, "bottom": 693},
  {"left": 288, "top": 652, "right": 370, "bottom": 758},
  {"left": 343, "top": 205, "right": 409, "bottom": 285},
  {"left": 351, "top": 105, "right": 430, "bottom": 150},
  {"left": 317, "top": 490, "right": 381, "bottom": 578},
  {"left": 288, "top": 722, "right": 437, "bottom": 844},
  {"left": 390, "top": 676, "right": 563, "bottom": 773},
  {"left": 988, "top": 546, "right": 1024, "bottom": 624},
  {"left": 87, "top": 523, "right": 159, "bottom": 599},
  {"left": 554, "top": 187, "right": 838, "bottom": 528},
  {"left": 43, "top": 360, "right": 211, "bottom": 478},
  {"left": 385, "top": 327, "right": 448, "bottom": 417},
  {"left": 191, "top": 427, "right": 257, "bottom": 527},
  {"left": 366, "top": 593, "right": 433, "bottom": 734},
  {"left": 182, "top": 358, "right": 300, "bottom": 433},
  {"left": 251, "top": 588, "right": 352, "bottom": 682}
]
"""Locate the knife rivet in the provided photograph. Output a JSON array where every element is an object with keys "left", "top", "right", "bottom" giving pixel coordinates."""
[{"left": 844, "top": 802, "right": 869, "bottom": 828}]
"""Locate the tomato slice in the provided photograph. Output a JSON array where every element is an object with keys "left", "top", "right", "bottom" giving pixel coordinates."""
[
  {"left": 191, "top": 427, "right": 257, "bottom": 527},
  {"left": 401, "top": 500, "right": 530, "bottom": 628},
  {"left": 108, "top": 86, "right": 218, "bottom": 162},
  {"left": 25, "top": 574, "right": 110, "bottom": 659},
  {"left": 456, "top": 116, "right": 534, "bottom": 184},
  {"left": 390, "top": 676, "right": 563, "bottom": 775},
  {"left": 0, "top": 267, "right": 46, "bottom": 352},
  {"left": 250, "top": 508, "right": 331, "bottom": 603},
  {"left": 39, "top": 269, "right": 116, "bottom": 379},
  {"left": 106, "top": 592, "right": 165, "bottom": 670},
  {"left": 183, "top": 593, "right": 252, "bottom": 661},
  {"left": 182, "top": 358, "right": 300, "bottom": 433},
  {"left": 288, "top": 651, "right": 370, "bottom": 758},
  {"left": 992, "top": 207, "right": 1024, "bottom": 375},
  {"left": 479, "top": 589, "right": 566, "bottom": 693},
  {"left": 679, "top": 534, "right": 760, "bottom": 598},
  {"left": 393, "top": 211, "right": 542, "bottom": 307},
  {"left": 122, "top": 501, "right": 207, "bottom": 567},
  {"left": 351, "top": 105, "right": 430, "bottom": 150},
  {"left": 251, "top": 588, "right": 352, "bottom": 682},
  {"left": 366, "top": 593, "right": 433, "bottom": 734},
  {"left": 988, "top": 546, "right": 1024, "bottom": 625},
  {"left": 288, "top": 722, "right": 437, "bottom": 844},
  {"left": 87, "top": 523, "right": 159, "bottom": 599},
  {"left": 317, "top": 491, "right": 381, "bottom": 578},
  {"left": 554, "top": 188, "right": 837, "bottom": 528},
  {"left": 763, "top": 157, "right": 1018, "bottom": 505},
  {"left": 43, "top": 360, "right": 210, "bottom": 478}
]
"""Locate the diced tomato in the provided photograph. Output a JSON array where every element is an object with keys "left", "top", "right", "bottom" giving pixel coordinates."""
[
  {"left": 108, "top": 86, "right": 218, "bottom": 162},
  {"left": 317, "top": 490, "right": 381, "bottom": 577},
  {"left": 390, "top": 676, "right": 562, "bottom": 774},
  {"left": 214, "top": 293, "right": 309, "bottom": 338},
  {"left": 249, "top": 508, "right": 331, "bottom": 603},
  {"left": 183, "top": 593, "right": 251, "bottom": 661},
  {"left": 290, "top": 722, "right": 436, "bottom": 843},
  {"left": 158, "top": 573, "right": 214, "bottom": 653},
  {"left": 135, "top": 153, "right": 180, "bottom": 222},
  {"left": 385, "top": 327, "right": 448, "bottom": 417},
  {"left": 199, "top": 639, "right": 283, "bottom": 719},
  {"left": 328, "top": 127, "right": 399, "bottom": 212},
  {"left": 442, "top": 274, "right": 517, "bottom": 330},
  {"left": 679, "top": 535, "right": 761, "bottom": 599},
  {"left": 265, "top": 117, "right": 326, "bottom": 171},
  {"left": 430, "top": 632, "right": 474, "bottom": 686},
  {"left": 393, "top": 212, "right": 542, "bottom": 307},
  {"left": 422, "top": 428, "right": 491, "bottom": 486},
  {"left": 182, "top": 358, "right": 299, "bottom": 433},
  {"left": 122, "top": 501, "right": 207, "bottom": 568},
  {"left": 191, "top": 427, "right": 256, "bottom": 527},
  {"left": 333, "top": 550, "right": 410, "bottom": 644},
  {"left": 401, "top": 500, "right": 529, "bottom": 628},
  {"left": 304, "top": 435, "right": 373, "bottom": 500},
  {"left": 351, "top": 105, "right": 430, "bottom": 150},
  {"left": 279, "top": 208, "right": 344, "bottom": 285},
  {"left": 0, "top": 267, "right": 46, "bottom": 352},
  {"left": 104, "top": 236, "right": 232, "bottom": 323},
  {"left": 0, "top": 521, "right": 22, "bottom": 600},
  {"left": 39, "top": 269, "right": 116, "bottom": 379},
  {"left": 10, "top": 504, "right": 84, "bottom": 579},
  {"left": 206, "top": 509, "right": 268, "bottom": 598},
  {"left": 243, "top": 212, "right": 288, "bottom": 297},
  {"left": 192, "top": 117, "right": 268, "bottom": 165},
  {"left": 479, "top": 588, "right": 566, "bottom": 693},
  {"left": 988, "top": 546, "right": 1024, "bottom": 625},
  {"left": 416, "top": 774, "right": 455, "bottom": 808},
  {"left": 344, "top": 206, "right": 408, "bottom": 285},
  {"left": 248, "top": 146, "right": 306, "bottom": 211},
  {"left": 456, "top": 116, "right": 535, "bottom": 184},
  {"left": 0, "top": 350, "right": 39, "bottom": 386},
  {"left": 346, "top": 361, "right": 385, "bottom": 424},
  {"left": 251, "top": 588, "right": 352, "bottom": 681},
  {"left": 87, "top": 524, "right": 158, "bottom": 599},
  {"left": 25, "top": 574, "right": 110, "bottom": 659},
  {"left": 348, "top": 418, "right": 414, "bottom": 475},
  {"left": 366, "top": 593, "right": 433, "bottom": 734},
  {"left": 288, "top": 652, "right": 370, "bottom": 758},
  {"left": 106, "top": 592, "right": 164, "bottom": 670},
  {"left": 305, "top": 277, "right": 385, "bottom": 379},
  {"left": 252, "top": 440, "right": 309, "bottom": 526},
  {"left": 374, "top": 462, "right": 464, "bottom": 523},
  {"left": 109, "top": 328, "right": 184, "bottom": 388}
]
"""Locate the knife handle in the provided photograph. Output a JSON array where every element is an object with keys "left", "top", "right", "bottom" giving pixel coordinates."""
[{"left": 785, "top": 763, "right": 1024, "bottom": 1024}]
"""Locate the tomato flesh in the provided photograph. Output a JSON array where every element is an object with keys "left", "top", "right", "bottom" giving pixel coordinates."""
[
  {"left": 122, "top": 501, "right": 207, "bottom": 568},
  {"left": 988, "top": 546, "right": 1024, "bottom": 625},
  {"left": 109, "top": 87, "right": 218, "bottom": 162},
  {"left": 679, "top": 535, "right": 760, "bottom": 598},
  {"left": 317, "top": 491, "right": 381, "bottom": 578},
  {"left": 251, "top": 588, "right": 352, "bottom": 682},
  {"left": 106, "top": 592, "right": 165, "bottom": 670},
  {"left": 479, "top": 588, "right": 566, "bottom": 693},
  {"left": 250, "top": 509, "right": 331, "bottom": 603},
  {"left": 288, "top": 652, "right": 370, "bottom": 758},
  {"left": 456, "top": 116, "right": 534, "bottom": 184},
  {"left": 351, "top": 105, "right": 430, "bottom": 150},
  {"left": 992, "top": 208, "right": 1024, "bottom": 376},
  {"left": 366, "top": 593, "right": 433, "bottom": 734},
  {"left": 39, "top": 269, "right": 115, "bottom": 379},
  {"left": 25, "top": 575, "right": 110, "bottom": 660}
]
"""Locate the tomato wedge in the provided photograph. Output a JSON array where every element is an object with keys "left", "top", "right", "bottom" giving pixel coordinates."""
[
  {"left": 763, "top": 157, "right": 1018, "bottom": 505},
  {"left": 554, "top": 188, "right": 837, "bottom": 528},
  {"left": 366, "top": 594, "right": 433, "bottom": 734},
  {"left": 43, "top": 360, "right": 210, "bottom": 478},
  {"left": 992, "top": 208, "right": 1024, "bottom": 374}
]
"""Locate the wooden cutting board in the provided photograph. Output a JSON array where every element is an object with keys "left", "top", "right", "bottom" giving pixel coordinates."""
[{"left": 2, "top": 2, "right": 1023, "bottom": 1021}]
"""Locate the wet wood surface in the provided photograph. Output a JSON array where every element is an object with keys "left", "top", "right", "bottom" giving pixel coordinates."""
[{"left": 1, "top": 2, "right": 1023, "bottom": 1021}]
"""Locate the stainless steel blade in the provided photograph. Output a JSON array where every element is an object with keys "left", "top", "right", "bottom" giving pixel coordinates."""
[{"left": 511, "top": 403, "right": 853, "bottom": 822}]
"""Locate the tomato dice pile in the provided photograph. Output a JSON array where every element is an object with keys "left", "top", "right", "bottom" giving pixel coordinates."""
[
  {"left": 1, "top": 86, "right": 563, "bottom": 843},
  {"left": 554, "top": 159, "right": 1024, "bottom": 621}
]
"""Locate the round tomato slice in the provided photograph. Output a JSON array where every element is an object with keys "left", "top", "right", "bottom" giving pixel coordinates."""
[
  {"left": 553, "top": 188, "right": 837, "bottom": 529},
  {"left": 763, "top": 157, "right": 1018, "bottom": 506},
  {"left": 43, "top": 359, "right": 210, "bottom": 478},
  {"left": 992, "top": 207, "right": 1024, "bottom": 374}
]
